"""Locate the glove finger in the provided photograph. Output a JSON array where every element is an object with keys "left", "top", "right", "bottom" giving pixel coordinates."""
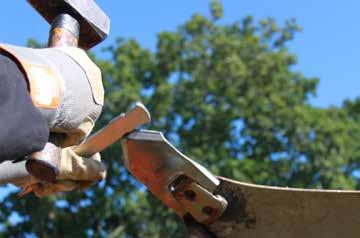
[
  {"left": 58, "top": 147, "right": 106, "bottom": 181},
  {"left": 32, "top": 180, "right": 79, "bottom": 198}
]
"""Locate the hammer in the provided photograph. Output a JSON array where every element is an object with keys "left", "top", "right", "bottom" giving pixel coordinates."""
[
  {"left": 28, "top": 0, "right": 110, "bottom": 49},
  {"left": 24, "top": 0, "right": 110, "bottom": 182}
]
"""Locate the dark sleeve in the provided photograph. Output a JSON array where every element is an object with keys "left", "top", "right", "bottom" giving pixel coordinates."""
[{"left": 0, "top": 54, "right": 49, "bottom": 162}]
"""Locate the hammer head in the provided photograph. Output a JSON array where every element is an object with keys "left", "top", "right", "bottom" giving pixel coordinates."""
[{"left": 27, "top": 0, "right": 110, "bottom": 49}]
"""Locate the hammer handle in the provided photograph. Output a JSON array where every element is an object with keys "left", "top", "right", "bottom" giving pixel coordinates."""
[
  {"left": 25, "top": 14, "right": 82, "bottom": 182},
  {"left": 48, "top": 27, "right": 79, "bottom": 48},
  {"left": 48, "top": 14, "right": 80, "bottom": 48}
]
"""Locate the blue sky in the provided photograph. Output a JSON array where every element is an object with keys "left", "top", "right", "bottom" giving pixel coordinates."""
[{"left": 0, "top": 0, "right": 359, "bottom": 107}]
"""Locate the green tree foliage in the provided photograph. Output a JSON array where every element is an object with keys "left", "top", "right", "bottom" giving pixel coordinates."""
[{"left": 1, "top": 2, "right": 359, "bottom": 237}]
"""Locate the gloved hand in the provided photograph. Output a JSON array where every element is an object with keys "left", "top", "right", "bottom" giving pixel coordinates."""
[
  {"left": 0, "top": 44, "right": 104, "bottom": 147},
  {"left": 0, "top": 44, "right": 104, "bottom": 180},
  {"left": 18, "top": 146, "right": 106, "bottom": 198}
]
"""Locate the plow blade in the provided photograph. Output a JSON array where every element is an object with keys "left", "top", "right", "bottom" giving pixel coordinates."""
[{"left": 209, "top": 177, "right": 360, "bottom": 238}]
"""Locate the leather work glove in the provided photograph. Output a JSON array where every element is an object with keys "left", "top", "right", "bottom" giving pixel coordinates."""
[
  {"left": 0, "top": 44, "right": 104, "bottom": 147},
  {"left": 17, "top": 143, "right": 106, "bottom": 198},
  {"left": 0, "top": 44, "right": 105, "bottom": 181}
]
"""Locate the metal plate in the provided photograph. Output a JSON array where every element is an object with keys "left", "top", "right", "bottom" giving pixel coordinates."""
[
  {"left": 121, "top": 130, "right": 220, "bottom": 218},
  {"left": 208, "top": 177, "right": 360, "bottom": 238}
]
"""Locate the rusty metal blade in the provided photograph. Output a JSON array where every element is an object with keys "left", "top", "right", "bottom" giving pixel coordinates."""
[
  {"left": 208, "top": 177, "right": 360, "bottom": 238},
  {"left": 121, "top": 130, "right": 219, "bottom": 218}
]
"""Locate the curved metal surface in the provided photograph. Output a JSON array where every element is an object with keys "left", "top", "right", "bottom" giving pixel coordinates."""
[
  {"left": 121, "top": 130, "right": 220, "bottom": 218},
  {"left": 208, "top": 177, "right": 360, "bottom": 238}
]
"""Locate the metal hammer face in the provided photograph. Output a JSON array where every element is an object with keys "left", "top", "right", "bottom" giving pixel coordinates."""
[{"left": 27, "top": 0, "right": 110, "bottom": 49}]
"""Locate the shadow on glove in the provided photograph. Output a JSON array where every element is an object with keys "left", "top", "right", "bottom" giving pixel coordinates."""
[{"left": 19, "top": 146, "right": 106, "bottom": 198}]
